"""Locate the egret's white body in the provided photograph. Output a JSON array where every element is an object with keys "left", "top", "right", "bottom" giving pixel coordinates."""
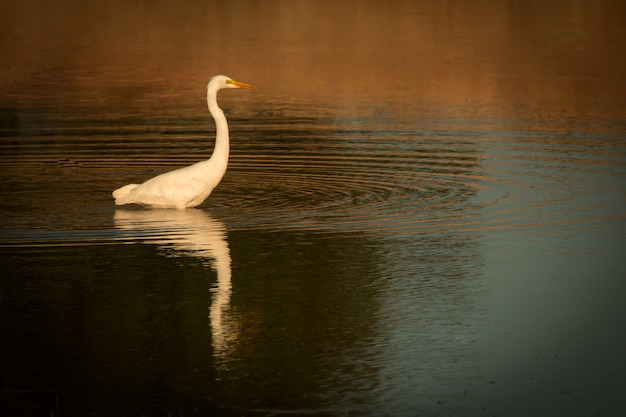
[{"left": 112, "top": 75, "right": 258, "bottom": 209}]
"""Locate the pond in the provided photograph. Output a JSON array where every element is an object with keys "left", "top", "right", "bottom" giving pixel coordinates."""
[{"left": 1, "top": 1, "right": 625, "bottom": 416}]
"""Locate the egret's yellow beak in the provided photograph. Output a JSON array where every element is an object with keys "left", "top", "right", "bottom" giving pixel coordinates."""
[{"left": 227, "top": 79, "right": 260, "bottom": 89}]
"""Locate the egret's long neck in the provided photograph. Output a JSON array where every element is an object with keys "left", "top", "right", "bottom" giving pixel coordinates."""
[{"left": 207, "top": 86, "right": 229, "bottom": 169}]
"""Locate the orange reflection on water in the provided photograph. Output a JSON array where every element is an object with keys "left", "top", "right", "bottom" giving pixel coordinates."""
[{"left": 2, "top": 0, "right": 624, "bottom": 120}]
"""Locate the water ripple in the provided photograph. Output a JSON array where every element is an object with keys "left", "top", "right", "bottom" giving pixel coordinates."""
[
  {"left": 204, "top": 129, "right": 626, "bottom": 236},
  {"left": 1, "top": 113, "right": 625, "bottom": 244}
]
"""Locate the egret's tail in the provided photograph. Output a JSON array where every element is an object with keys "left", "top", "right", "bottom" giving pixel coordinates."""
[{"left": 112, "top": 184, "right": 139, "bottom": 205}]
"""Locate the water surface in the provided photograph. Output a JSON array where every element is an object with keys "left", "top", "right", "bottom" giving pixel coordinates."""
[{"left": 1, "top": 1, "right": 626, "bottom": 416}]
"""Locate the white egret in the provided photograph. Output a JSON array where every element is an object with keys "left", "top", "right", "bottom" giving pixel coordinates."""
[{"left": 112, "top": 75, "right": 259, "bottom": 209}]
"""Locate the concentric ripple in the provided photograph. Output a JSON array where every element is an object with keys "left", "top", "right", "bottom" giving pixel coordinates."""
[
  {"left": 1, "top": 109, "right": 625, "bottom": 244},
  {"left": 203, "top": 124, "right": 626, "bottom": 237}
]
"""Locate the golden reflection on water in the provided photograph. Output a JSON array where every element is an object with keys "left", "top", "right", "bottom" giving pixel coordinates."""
[
  {"left": 2, "top": 0, "right": 624, "bottom": 120},
  {"left": 1, "top": 2, "right": 626, "bottom": 416}
]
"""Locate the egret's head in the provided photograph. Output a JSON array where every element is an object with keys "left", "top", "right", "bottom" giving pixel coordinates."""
[{"left": 210, "top": 75, "right": 259, "bottom": 90}]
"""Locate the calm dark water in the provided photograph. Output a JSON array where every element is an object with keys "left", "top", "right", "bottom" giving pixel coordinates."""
[{"left": 1, "top": 1, "right": 626, "bottom": 416}]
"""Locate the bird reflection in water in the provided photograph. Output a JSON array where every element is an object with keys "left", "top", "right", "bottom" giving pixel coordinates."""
[{"left": 113, "top": 209, "right": 234, "bottom": 360}]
